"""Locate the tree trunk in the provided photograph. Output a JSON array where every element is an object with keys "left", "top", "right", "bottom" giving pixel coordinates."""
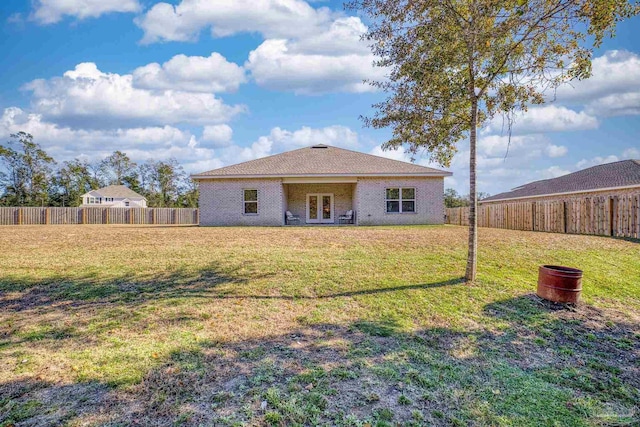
[{"left": 465, "top": 98, "right": 478, "bottom": 282}]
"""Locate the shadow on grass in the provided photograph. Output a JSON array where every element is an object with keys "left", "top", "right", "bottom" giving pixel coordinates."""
[
  {"left": 2, "top": 295, "right": 638, "bottom": 426},
  {"left": 0, "top": 266, "right": 464, "bottom": 312}
]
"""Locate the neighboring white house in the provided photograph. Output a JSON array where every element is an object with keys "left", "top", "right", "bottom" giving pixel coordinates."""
[
  {"left": 191, "top": 144, "right": 452, "bottom": 226},
  {"left": 80, "top": 185, "right": 147, "bottom": 208}
]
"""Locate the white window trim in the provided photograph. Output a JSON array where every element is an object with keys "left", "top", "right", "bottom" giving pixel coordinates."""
[
  {"left": 385, "top": 187, "right": 416, "bottom": 214},
  {"left": 243, "top": 189, "right": 259, "bottom": 215}
]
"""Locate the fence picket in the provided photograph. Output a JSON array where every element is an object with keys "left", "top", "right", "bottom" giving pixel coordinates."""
[
  {"left": 446, "top": 192, "right": 640, "bottom": 239},
  {"left": 0, "top": 207, "right": 199, "bottom": 226}
]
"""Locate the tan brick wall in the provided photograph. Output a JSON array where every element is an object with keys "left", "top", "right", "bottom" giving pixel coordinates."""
[
  {"left": 284, "top": 183, "right": 355, "bottom": 222},
  {"left": 356, "top": 177, "right": 445, "bottom": 225},
  {"left": 480, "top": 187, "right": 640, "bottom": 205},
  {"left": 198, "top": 179, "right": 284, "bottom": 226}
]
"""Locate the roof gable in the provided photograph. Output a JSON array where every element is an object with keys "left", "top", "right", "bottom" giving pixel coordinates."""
[
  {"left": 483, "top": 159, "right": 640, "bottom": 202},
  {"left": 192, "top": 145, "right": 452, "bottom": 178}
]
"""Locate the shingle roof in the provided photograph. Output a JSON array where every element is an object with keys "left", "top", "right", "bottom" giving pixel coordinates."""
[
  {"left": 192, "top": 145, "right": 452, "bottom": 178},
  {"left": 482, "top": 160, "right": 640, "bottom": 202},
  {"left": 85, "top": 185, "right": 146, "bottom": 199}
]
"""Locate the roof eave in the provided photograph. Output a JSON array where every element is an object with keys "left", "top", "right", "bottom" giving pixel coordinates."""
[
  {"left": 191, "top": 172, "right": 452, "bottom": 180},
  {"left": 480, "top": 183, "right": 640, "bottom": 203}
]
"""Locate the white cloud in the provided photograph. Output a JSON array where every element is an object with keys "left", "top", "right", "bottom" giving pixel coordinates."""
[
  {"left": 555, "top": 51, "right": 640, "bottom": 103},
  {"left": 136, "top": 0, "right": 383, "bottom": 95},
  {"left": 246, "top": 37, "right": 383, "bottom": 94},
  {"left": 575, "top": 155, "right": 620, "bottom": 170},
  {"left": 132, "top": 53, "right": 246, "bottom": 93},
  {"left": 0, "top": 107, "right": 218, "bottom": 172},
  {"left": 425, "top": 133, "right": 577, "bottom": 195},
  {"left": 0, "top": 112, "right": 367, "bottom": 175},
  {"left": 31, "top": 0, "right": 140, "bottom": 24},
  {"left": 244, "top": 16, "right": 386, "bottom": 95},
  {"left": 484, "top": 105, "right": 598, "bottom": 135},
  {"left": 266, "top": 125, "right": 360, "bottom": 151},
  {"left": 477, "top": 134, "right": 551, "bottom": 158},
  {"left": 22, "top": 62, "right": 245, "bottom": 129},
  {"left": 541, "top": 166, "right": 570, "bottom": 179},
  {"left": 544, "top": 144, "right": 568, "bottom": 158},
  {"left": 192, "top": 124, "right": 362, "bottom": 173},
  {"left": 213, "top": 138, "right": 275, "bottom": 166},
  {"left": 135, "top": 0, "right": 336, "bottom": 44},
  {"left": 623, "top": 148, "right": 640, "bottom": 159},
  {"left": 586, "top": 92, "right": 640, "bottom": 117},
  {"left": 288, "top": 17, "right": 371, "bottom": 56},
  {"left": 368, "top": 146, "right": 409, "bottom": 162},
  {"left": 551, "top": 50, "right": 640, "bottom": 117},
  {"left": 201, "top": 125, "right": 233, "bottom": 147}
]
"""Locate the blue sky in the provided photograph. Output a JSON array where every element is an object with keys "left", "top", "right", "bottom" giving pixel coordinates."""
[{"left": 1, "top": 0, "right": 639, "bottom": 196}]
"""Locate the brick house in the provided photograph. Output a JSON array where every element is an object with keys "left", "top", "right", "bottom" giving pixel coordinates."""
[
  {"left": 191, "top": 144, "right": 452, "bottom": 226},
  {"left": 480, "top": 159, "right": 640, "bottom": 205}
]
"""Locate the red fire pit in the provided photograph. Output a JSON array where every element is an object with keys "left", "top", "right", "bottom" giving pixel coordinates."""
[{"left": 537, "top": 265, "right": 583, "bottom": 304}]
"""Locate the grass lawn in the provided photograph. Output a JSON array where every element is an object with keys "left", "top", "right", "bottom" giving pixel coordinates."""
[{"left": 0, "top": 225, "right": 639, "bottom": 426}]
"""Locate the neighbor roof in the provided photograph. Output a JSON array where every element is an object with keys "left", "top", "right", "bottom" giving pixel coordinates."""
[
  {"left": 192, "top": 145, "right": 452, "bottom": 178},
  {"left": 83, "top": 185, "right": 146, "bottom": 199},
  {"left": 482, "top": 160, "right": 640, "bottom": 202}
]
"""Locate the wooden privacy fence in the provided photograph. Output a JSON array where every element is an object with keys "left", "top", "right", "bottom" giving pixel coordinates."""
[
  {"left": 0, "top": 207, "right": 199, "bottom": 226},
  {"left": 445, "top": 193, "right": 640, "bottom": 239}
]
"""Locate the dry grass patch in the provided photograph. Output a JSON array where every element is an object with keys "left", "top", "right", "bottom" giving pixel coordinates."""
[{"left": 0, "top": 225, "right": 638, "bottom": 426}]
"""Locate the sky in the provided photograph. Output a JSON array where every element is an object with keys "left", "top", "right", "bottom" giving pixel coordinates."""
[{"left": 1, "top": 0, "right": 639, "bottom": 197}]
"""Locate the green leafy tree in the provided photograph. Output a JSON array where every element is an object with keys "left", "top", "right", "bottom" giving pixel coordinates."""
[
  {"left": 143, "top": 158, "right": 188, "bottom": 207},
  {"left": 52, "top": 159, "right": 100, "bottom": 207},
  {"left": 350, "top": 0, "right": 638, "bottom": 281},
  {"left": 100, "top": 151, "right": 137, "bottom": 186},
  {"left": 177, "top": 179, "right": 199, "bottom": 208},
  {"left": 445, "top": 188, "right": 469, "bottom": 208},
  {"left": 0, "top": 132, "right": 55, "bottom": 206}
]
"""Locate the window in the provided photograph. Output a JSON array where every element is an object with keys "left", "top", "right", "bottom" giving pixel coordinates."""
[
  {"left": 386, "top": 187, "right": 415, "bottom": 213},
  {"left": 87, "top": 196, "right": 99, "bottom": 204},
  {"left": 243, "top": 189, "right": 258, "bottom": 214},
  {"left": 124, "top": 201, "right": 130, "bottom": 207},
  {"left": 105, "top": 197, "right": 114, "bottom": 202}
]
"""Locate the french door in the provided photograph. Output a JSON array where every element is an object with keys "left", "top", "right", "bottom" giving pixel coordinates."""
[{"left": 306, "top": 193, "right": 334, "bottom": 223}]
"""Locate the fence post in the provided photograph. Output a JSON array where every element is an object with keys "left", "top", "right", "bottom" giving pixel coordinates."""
[
  {"left": 608, "top": 197, "right": 614, "bottom": 236},
  {"left": 173, "top": 209, "right": 178, "bottom": 225},
  {"left": 130, "top": 208, "right": 134, "bottom": 225},
  {"left": 18, "top": 207, "right": 23, "bottom": 225},
  {"left": 82, "top": 208, "right": 86, "bottom": 225},
  {"left": 105, "top": 208, "right": 110, "bottom": 225},
  {"left": 152, "top": 209, "right": 156, "bottom": 225},
  {"left": 196, "top": 208, "right": 199, "bottom": 225},
  {"left": 45, "top": 207, "right": 50, "bottom": 225}
]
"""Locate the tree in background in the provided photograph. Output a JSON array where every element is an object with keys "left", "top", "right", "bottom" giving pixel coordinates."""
[
  {"left": 445, "top": 189, "right": 491, "bottom": 208},
  {"left": 99, "top": 151, "right": 137, "bottom": 186},
  {"left": 52, "top": 159, "right": 100, "bottom": 207},
  {"left": 351, "top": 0, "right": 638, "bottom": 281},
  {"left": 445, "top": 189, "right": 469, "bottom": 208},
  {"left": 0, "top": 134, "right": 198, "bottom": 208},
  {"left": 146, "top": 159, "right": 186, "bottom": 207},
  {"left": 0, "top": 132, "right": 55, "bottom": 206},
  {"left": 130, "top": 158, "right": 196, "bottom": 208},
  {"left": 178, "top": 178, "right": 199, "bottom": 208}
]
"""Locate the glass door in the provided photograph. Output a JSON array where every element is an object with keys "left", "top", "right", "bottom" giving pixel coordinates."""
[
  {"left": 307, "top": 194, "right": 319, "bottom": 223},
  {"left": 307, "top": 193, "right": 334, "bottom": 223}
]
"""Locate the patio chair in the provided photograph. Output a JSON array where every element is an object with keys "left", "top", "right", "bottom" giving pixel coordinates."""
[
  {"left": 338, "top": 210, "right": 354, "bottom": 224},
  {"left": 285, "top": 210, "right": 301, "bottom": 225}
]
